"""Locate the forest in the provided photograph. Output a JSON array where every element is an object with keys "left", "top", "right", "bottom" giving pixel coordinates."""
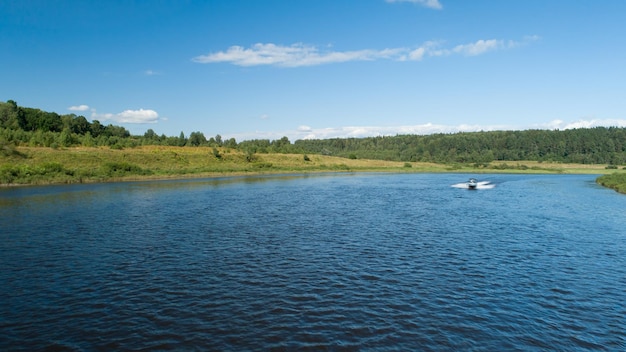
[
  {"left": 293, "top": 128, "right": 626, "bottom": 165},
  {"left": 2, "top": 99, "right": 626, "bottom": 166}
]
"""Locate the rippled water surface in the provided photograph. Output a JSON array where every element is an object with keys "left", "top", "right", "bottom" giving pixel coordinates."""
[{"left": 1, "top": 173, "right": 625, "bottom": 351}]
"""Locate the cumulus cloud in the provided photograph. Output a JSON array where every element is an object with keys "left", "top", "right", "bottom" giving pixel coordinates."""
[
  {"left": 116, "top": 109, "right": 159, "bottom": 123},
  {"left": 68, "top": 104, "right": 89, "bottom": 111},
  {"left": 292, "top": 123, "right": 511, "bottom": 140},
  {"left": 539, "top": 118, "right": 626, "bottom": 130},
  {"left": 91, "top": 108, "right": 159, "bottom": 124},
  {"left": 385, "top": 0, "right": 443, "bottom": 10},
  {"left": 193, "top": 37, "right": 537, "bottom": 67},
  {"left": 227, "top": 118, "right": 626, "bottom": 142},
  {"left": 228, "top": 122, "right": 513, "bottom": 142}
]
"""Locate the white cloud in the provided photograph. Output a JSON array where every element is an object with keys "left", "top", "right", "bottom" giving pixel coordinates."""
[
  {"left": 453, "top": 39, "right": 502, "bottom": 56},
  {"left": 408, "top": 47, "right": 426, "bottom": 61},
  {"left": 194, "top": 37, "right": 536, "bottom": 67},
  {"left": 385, "top": 0, "right": 443, "bottom": 10},
  {"left": 451, "top": 36, "right": 540, "bottom": 56},
  {"left": 117, "top": 109, "right": 159, "bottom": 123},
  {"left": 193, "top": 43, "right": 402, "bottom": 67},
  {"left": 226, "top": 118, "right": 626, "bottom": 142},
  {"left": 539, "top": 118, "right": 626, "bottom": 130},
  {"left": 91, "top": 108, "right": 159, "bottom": 124},
  {"left": 68, "top": 104, "right": 89, "bottom": 111},
  {"left": 144, "top": 70, "right": 161, "bottom": 76}
]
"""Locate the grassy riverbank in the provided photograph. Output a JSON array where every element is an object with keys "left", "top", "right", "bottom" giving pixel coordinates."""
[
  {"left": 0, "top": 146, "right": 622, "bottom": 186},
  {"left": 596, "top": 173, "right": 626, "bottom": 194}
]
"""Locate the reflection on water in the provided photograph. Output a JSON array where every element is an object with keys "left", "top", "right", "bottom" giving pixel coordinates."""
[{"left": 0, "top": 173, "right": 348, "bottom": 207}]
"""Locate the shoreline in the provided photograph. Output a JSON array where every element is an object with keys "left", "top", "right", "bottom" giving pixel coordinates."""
[
  {"left": 1, "top": 170, "right": 624, "bottom": 195},
  {"left": 1, "top": 146, "right": 624, "bottom": 193},
  {"left": 0, "top": 167, "right": 613, "bottom": 187}
]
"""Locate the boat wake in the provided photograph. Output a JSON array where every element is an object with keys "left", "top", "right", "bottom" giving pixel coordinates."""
[{"left": 451, "top": 180, "right": 495, "bottom": 190}]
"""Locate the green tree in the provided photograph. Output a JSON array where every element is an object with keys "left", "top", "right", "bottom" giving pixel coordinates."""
[
  {"left": 19, "top": 108, "right": 62, "bottom": 132},
  {"left": 59, "top": 128, "right": 73, "bottom": 147},
  {"left": 225, "top": 137, "right": 237, "bottom": 148},
  {"left": 271, "top": 136, "right": 291, "bottom": 153},
  {"left": 0, "top": 100, "right": 20, "bottom": 129},
  {"left": 144, "top": 129, "right": 158, "bottom": 140},
  {"left": 189, "top": 131, "right": 207, "bottom": 146},
  {"left": 90, "top": 120, "right": 104, "bottom": 137},
  {"left": 81, "top": 131, "right": 95, "bottom": 147},
  {"left": 104, "top": 124, "right": 130, "bottom": 138},
  {"left": 71, "top": 115, "right": 91, "bottom": 134},
  {"left": 178, "top": 131, "right": 187, "bottom": 146}
]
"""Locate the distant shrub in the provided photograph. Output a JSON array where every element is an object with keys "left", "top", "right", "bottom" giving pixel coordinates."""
[
  {"left": 403, "top": 162, "right": 412, "bottom": 168},
  {"left": 0, "top": 165, "right": 20, "bottom": 183},
  {"left": 348, "top": 154, "right": 357, "bottom": 159},
  {"left": 212, "top": 147, "right": 222, "bottom": 159},
  {"left": 245, "top": 150, "right": 256, "bottom": 162},
  {"left": 605, "top": 165, "right": 618, "bottom": 169},
  {"left": 0, "top": 162, "right": 74, "bottom": 184},
  {"left": 303, "top": 154, "right": 311, "bottom": 162},
  {"left": 0, "top": 139, "right": 24, "bottom": 157}
]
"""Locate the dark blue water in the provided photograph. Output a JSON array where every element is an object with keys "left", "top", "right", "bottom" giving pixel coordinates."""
[{"left": 1, "top": 173, "right": 625, "bottom": 351}]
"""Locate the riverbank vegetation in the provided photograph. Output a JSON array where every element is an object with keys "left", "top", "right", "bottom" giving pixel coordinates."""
[
  {"left": 3, "top": 100, "right": 626, "bottom": 165},
  {"left": 0, "top": 146, "right": 419, "bottom": 184},
  {"left": 596, "top": 173, "right": 626, "bottom": 194},
  {"left": 0, "top": 146, "right": 617, "bottom": 186},
  {"left": 1, "top": 100, "right": 625, "bottom": 190}
]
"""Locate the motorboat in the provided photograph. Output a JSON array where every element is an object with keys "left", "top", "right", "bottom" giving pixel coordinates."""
[{"left": 451, "top": 178, "right": 494, "bottom": 190}]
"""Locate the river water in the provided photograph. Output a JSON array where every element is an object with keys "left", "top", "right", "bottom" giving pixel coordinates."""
[{"left": 1, "top": 173, "right": 625, "bottom": 351}]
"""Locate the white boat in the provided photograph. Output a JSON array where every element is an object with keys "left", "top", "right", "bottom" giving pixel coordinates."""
[{"left": 451, "top": 178, "right": 494, "bottom": 190}]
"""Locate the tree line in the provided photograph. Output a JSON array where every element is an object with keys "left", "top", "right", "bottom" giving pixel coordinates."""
[
  {"left": 2, "top": 100, "right": 626, "bottom": 165},
  {"left": 1, "top": 100, "right": 131, "bottom": 148},
  {"left": 293, "top": 128, "right": 626, "bottom": 165},
  {"left": 0, "top": 100, "right": 292, "bottom": 152}
]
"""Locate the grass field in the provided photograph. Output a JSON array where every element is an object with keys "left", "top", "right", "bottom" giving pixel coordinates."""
[{"left": 1, "top": 146, "right": 624, "bottom": 190}]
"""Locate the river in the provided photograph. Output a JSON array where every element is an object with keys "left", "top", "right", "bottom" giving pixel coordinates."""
[{"left": 1, "top": 173, "right": 625, "bottom": 351}]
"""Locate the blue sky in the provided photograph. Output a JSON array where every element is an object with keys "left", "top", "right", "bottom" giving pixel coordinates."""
[{"left": 2, "top": 0, "right": 626, "bottom": 141}]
